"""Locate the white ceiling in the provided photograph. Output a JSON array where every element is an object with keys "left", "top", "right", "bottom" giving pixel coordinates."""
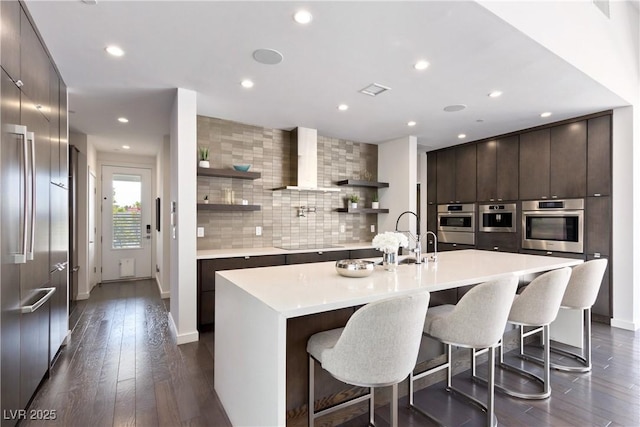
[{"left": 24, "top": 1, "right": 628, "bottom": 156}]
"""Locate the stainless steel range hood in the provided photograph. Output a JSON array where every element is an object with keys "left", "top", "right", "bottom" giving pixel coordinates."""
[{"left": 273, "top": 127, "right": 341, "bottom": 192}]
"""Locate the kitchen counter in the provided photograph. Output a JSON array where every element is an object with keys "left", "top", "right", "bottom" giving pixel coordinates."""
[
  {"left": 214, "top": 249, "right": 582, "bottom": 426},
  {"left": 197, "top": 242, "right": 376, "bottom": 259}
]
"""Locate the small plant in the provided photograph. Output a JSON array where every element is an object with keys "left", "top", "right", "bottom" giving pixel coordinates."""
[
  {"left": 372, "top": 193, "right": 379, "bottom": 202},
  {"left": 349, "top": 194, "right": 360, "bottom": 203},
  {"left": 198, "top": 146, "right": 210, "bottom": 161},
  {"left": 203, "top": 195, "right": 209, "bottom": 201}
]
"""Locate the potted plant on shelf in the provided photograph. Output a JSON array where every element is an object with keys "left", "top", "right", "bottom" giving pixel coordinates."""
[
  {"left": 349, "top": 194, "right": 360, "bottom": 209},
  {"left": 198, "top": 146, "right": 210, "bottom": 168},
  {"left": 371, "top": 193, "right": 379, "bottom": 209},
  {"left": 203, "top": 195, "right": 209, "bottom": 204}
]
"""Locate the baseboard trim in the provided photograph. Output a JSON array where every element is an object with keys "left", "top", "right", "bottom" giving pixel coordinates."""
[
  {"left": 168, "top": 312, "right": 199, "bottom": 345},
  {"left": 76, "top": 292, "right": 90, "bottom": 300},
  {"left": 611, "top": 317, "right": 640, "bottom": 331},
  {"left": 156, "top": 276, "right": 170, "bottom": 299}
]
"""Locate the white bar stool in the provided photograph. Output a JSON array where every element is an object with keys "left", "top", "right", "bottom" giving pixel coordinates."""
[
  {"left": 307, "top": 292, "right": 429, "bottom": 427},
  {"left": 520, "top": 259, "right": 608, "bottom": 372},
  {"left": 473, "top": 267, "right": 571, "bottom": 400},
  {"left": 409, "top": 277, "right": 518, "bottom": 427}
]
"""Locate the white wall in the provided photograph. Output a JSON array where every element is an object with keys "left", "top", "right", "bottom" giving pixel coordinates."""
[
  {"left": 169, "top": 88, "right": 198, "bottom": 345},
  {"left": 478, "top": 0, "right": 640, "bottom": 330},
  {"left": 378, "top": 136, "right": 418, "bottom": 240}
]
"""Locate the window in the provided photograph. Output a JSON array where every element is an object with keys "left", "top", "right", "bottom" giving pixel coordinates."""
[{"left": 112, "top": 174, "right": 142, "bottom": 249}]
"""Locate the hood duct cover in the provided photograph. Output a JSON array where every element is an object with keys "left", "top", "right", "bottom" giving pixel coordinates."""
[{"left": 273, "top": 127, "right": 340, "bottom": 192}]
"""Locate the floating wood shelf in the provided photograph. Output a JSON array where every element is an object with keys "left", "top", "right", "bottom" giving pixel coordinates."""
[
  {"left": 336, "top": 179, "right": 389, "bottom": 188},
  {"left": 335, "top": 207, "right": 390, "bottom": 214},
  {"left": 197, "top": 203, "right": 261, "bottom": 212},
  {"left": 197, "top": 167, "right": 261, "bottom": 180}
]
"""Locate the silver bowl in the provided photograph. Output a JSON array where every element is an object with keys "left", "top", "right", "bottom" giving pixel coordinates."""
[{"left": 335, "top": 259, "right": 375, "bottom": 278}]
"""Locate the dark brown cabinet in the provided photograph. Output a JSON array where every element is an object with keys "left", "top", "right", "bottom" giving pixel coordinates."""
[
  {"left": 590, "top": 254, "right": 611, "bottom": 320},
  {"left": 436, "top": 144, "right": 476, "bottom": 204},
  {"left": 477, "top": 136, "right": 519, "bottom": 202},
  {"left": 586, "top": 196, "right": 610, "bottom": 257},
  {"left": 587, "top": 115, "right": 611, "bottom": 197},
  {"left": 550, "top": 121, "right": 587, "bottom": 198},
  {"left": 427, "top": 152, "right": 437, "bottom": 205},
  {"left": 349, "top": 248, "right": 381, "bottom": 259},
  {"left": 286, "top": 250, "right": 350, "bottom": 265},
  {"left": 519, "top": 128, "right": 551, "bottom": 200},
  {"left": 477, "top": 232, "right": 519, "bottom": 253},
  {"left": 198, "top": 255, "right": 286, "bottom": 329}
]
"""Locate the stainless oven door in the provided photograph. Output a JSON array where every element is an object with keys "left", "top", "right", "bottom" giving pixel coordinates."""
[
  {"left": 437, "top": 212, "right": 475, "bottom": 232},
  {"left": 479, "top": 204, "right": 516, "bottom": 232},
  {"left": 522, "top": 210, "right": 584, "bottom": 253}
]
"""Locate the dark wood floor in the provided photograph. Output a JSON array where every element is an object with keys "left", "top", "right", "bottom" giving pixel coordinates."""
[{"left": 23, "top": 280, "right": 640, "bottom": 427}]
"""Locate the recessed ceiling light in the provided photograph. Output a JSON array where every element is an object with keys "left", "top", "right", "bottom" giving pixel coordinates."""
[
  {"left": 117, "top": 117, "right": 129, "bottom": 123},
  {"left": 476, "top": 119, "right": 484, "bottom": 123},
  {"left": 458, "top": 134, "right": 467, "bottom": 139},
  {"left": 488, "top": 90, "right": 503, "bottom": 98},
  {"left": 414, "top": 60, "right": 430, "bottom": 70},
  {"left": 122, "top": 145, "right": 130, "bottom": 150},
  {"left": 443, "top": 104, "right": 467, "bottom": 112},
  {"left": 407, "top": 121, "right": 417, "bottom": 127},
  {"left": 337, "top": 104, "right": 349, "bottom": 111},
  {"left": 540, "top": 112, "right": 552, "bottom": 118},
  {"left": 105, "top": 45, "right": 125, "bottom": 57},
  {"left": 241, "top": 79, "right": 254, "bottom": 88},
  {"left": 293, "top": 10, "right": 313, "bottom": 24}
]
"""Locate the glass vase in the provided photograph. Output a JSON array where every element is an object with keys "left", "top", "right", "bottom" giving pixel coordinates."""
[{"left": 383, "top": 249, "right": 398, "bottom": 272}]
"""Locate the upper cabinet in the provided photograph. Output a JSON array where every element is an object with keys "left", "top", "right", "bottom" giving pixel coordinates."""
[
  {"left": 426, "top": 152, "right": 437, "bottom": 205},
  {"left": 436, "top": 144, "right": 476, "bottom": 204},
  {"left": 477, "top": 135, "right": 519, "bottom": 202},
  {"left": 587, "top": 115, "right": 611, "bottom": 197},
  {"left": 1, "top": 3, "right": 53, "bottom": 121},
  {"left": 519, "top": 122, "right": 586, "bottom": 200},
  {"left": 550, "top": 121, "right": 587, "bottom": 198}
]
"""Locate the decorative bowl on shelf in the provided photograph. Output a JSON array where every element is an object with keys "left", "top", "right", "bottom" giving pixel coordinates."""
[
  {"left": 233, "top": 164, "right": 252, "bottom": 172},
  {"left": 335, "top": 259, "right": 375, "bottom": 278}
]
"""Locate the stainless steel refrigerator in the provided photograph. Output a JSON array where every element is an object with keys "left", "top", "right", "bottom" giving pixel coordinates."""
[{"left": 1, "top": 67, "right": 53, "bottom": 422}]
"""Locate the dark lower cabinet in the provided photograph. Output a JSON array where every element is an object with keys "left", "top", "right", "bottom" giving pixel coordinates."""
[
  {"left": 589, "top": 254, "right": 611, "bottom": 321},
  {"left": 285, "top": 250, "right": 349, "bottom": 265},
  {"left": 519, "top": 249, "right": 585, "bottom": 260},
  {"left": 349, "top": 248, "right": 381, "bottom": 259},
  {"left": 477, "top": 232, "right": 519, "bottom": 253},
  {"left": 439, "top": 243, "right": 475, "bottom": 252}
]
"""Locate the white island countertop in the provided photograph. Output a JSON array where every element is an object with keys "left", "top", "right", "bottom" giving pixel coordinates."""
[{"left": 217, "top": 249, "right": 583, "bottom": 318}]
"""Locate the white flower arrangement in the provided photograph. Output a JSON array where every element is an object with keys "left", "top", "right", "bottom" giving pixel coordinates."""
[{"left": 372, "top": 232, "right": 409, "bottom": 253}]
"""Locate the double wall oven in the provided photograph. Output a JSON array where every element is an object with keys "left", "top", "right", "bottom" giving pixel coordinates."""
[
  {"left": 522, "top": 199, "right": 584, "bottom": 254},
  {"left": 437, "top": 203, "right": 476, "bottom": 245}
]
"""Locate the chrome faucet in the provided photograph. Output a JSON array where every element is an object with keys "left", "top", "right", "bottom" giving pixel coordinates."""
[
  {"left": 395, "top": 211, "right": 423, "bottom": 264},
  {"left": 424, "top": 230, "right": 438, "bottom": 262}
]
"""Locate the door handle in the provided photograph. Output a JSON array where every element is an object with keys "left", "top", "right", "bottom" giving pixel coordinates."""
[
  {"left": 5, "top": 125, "right": 28, "bottom": 263},
  {"left": 27, "top": 131, "right": 36, "bottom": 261},
  {"left": 21, "top": 287, "right": 56, "bottom": 314}
]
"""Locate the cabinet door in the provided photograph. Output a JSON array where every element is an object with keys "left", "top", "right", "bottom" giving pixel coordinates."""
[
  {"left": 586, "top": 196, "right": 610, "bottom": 257},
  {"left": 587, "top": 115, "right": 611, "bottom": 197},
  {"left": 476, "top": 232, "right": 519, "bottom": 253},
  {"left": 436, "top": 149, "right": 455, "bottom": 204},
  {"left": 455, "top": 144, "right": 476, "bottom": 203},
  {"left": 20, "top": 8, "right": 50, "bottom": 120},
  {"left": 426, "top": 152, "right": 437, "bottom": 205},
  {"left": 550, "top": 121, "right": 586, "bottom": 198},
  {"left": 59, "top": 80, "right": 69, "bottom": 189},
  {"left": 1, "top": 0, "right": 21, "bottom": 80},
  {"left": 589, "top": 254, "right": 610, "bottom": 319},
  {"left": 49, "top": 64, "right": 61, "bottom": 185},
  {"left": 49, "top": 184, "right": 68, "bottom": 363},
  {"left": 496, "top": 135, "right": 519, "bottom": 201},
  {"left": 286, "top": 250, "right": 350, "bottom": 265},
  {"left": 349, "top": 248, "right": 380, "bottom": 259},
  {"left": 476, "top": 139, "right": 497, "bottom": 202},
  {"left": 519, "top": 128, "right": 550, "bottom": 200}
]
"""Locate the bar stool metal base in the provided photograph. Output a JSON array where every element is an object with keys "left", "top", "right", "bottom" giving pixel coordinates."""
[
  {"left": 520, "top": 308, "right": 593, "bottom": 373},
  {"left": 472, "top": 324, "right": 552, "bottom": 400},
  {"left": 410, "top": 344, "right": 498, "bottom": 427}
]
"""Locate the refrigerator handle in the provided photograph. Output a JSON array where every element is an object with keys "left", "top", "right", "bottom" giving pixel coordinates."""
[
  {"left": 27, "top": 131, "right": 35, "bottom": 261},
  {"left": 5, "top": 124, "right": 28, "bottom": 264},
  {"left": 21, "top": 287, "right": 56, "bottom": 314}
]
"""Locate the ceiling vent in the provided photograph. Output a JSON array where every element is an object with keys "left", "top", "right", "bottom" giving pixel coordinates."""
[{"left": 359, "top": 83, "right": 391, "bottom": 97}]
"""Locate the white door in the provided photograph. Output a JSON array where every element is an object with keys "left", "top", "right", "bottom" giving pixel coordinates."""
[
  {"left": 101, "top": 165, "right": 152, "bottom": 281},
  {"left": 88, "top": 171, "right": 97, "bottom": 287}
]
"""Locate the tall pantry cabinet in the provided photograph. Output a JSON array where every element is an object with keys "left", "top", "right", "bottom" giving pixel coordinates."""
[{"left": 1, "top": 1, "right": 69, "bottom": 424}]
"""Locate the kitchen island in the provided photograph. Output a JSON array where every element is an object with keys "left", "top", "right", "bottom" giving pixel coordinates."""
[{"left": 214, "top": 249, "right": 582, "bottom": 427}]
